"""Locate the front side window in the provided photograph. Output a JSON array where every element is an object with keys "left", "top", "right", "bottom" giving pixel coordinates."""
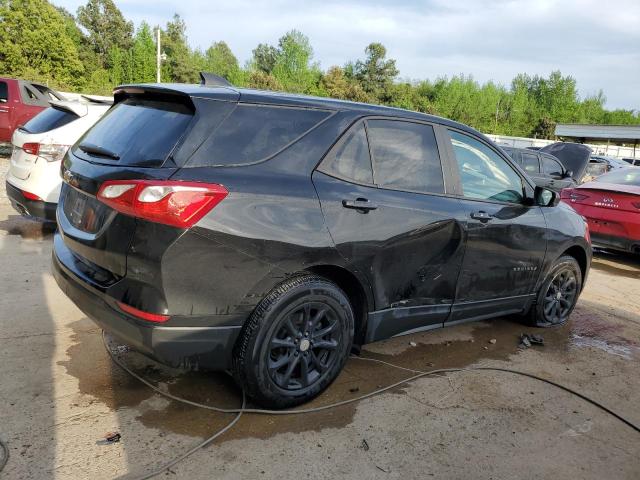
[
  {"left": 0, "top": 82, "right": 7, "bottom": 102},
  {"left": 318, "top": 122, "right": 373, "bottom": 184},
  {"left": 367, "top": 120, "right": 444, "bottom": 194},
  {"left": 521, "top": 153, "right": 540, "bottom": 173},
  {"left": 449, "top": 130, "right": 524, "bottom": 203}
]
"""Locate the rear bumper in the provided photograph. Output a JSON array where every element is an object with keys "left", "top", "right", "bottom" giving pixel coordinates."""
[
  {"left": 590, "top": 233, "right": 640, "bottom": 254},
  {"left": 6, "top": 180, "right": 57, "bottom": 221},
  {"left": 52, "top": 236, "right": 242, "bottom": 370}
]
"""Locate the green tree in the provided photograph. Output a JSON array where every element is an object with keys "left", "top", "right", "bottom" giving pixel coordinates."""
[
  {"left": 271, "top": 30, "right": 321, "bottom": 94},
  {"left": 321, "top": 66, "right": 371, "bottom": 102},
  {"left": 251, "top": 43, "right": 279, "bottom": 74},
  {"left": 348, "top": 42, "right": 399, "bottom": 101},
  {"left": 162, "top": 14, "right": 198, "bottom": 83},
  {"left": 130, "top": 22, "right": 156, "bottom": 82},
  {"left": 205, "top": 41, "right": 241, "bottom": 83},
  {"left": 0, "top": 0, "right": 84, "bottom": 88},
  {"left": 77, "top": 0, "right": 133, "bottom": 67}
]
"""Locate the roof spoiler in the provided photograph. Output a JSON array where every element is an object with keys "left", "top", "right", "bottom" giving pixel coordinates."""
[
  {"left": 81, "top": 95, "right": 114, "bottom": 105},
  {"left": 199, "top": 72, "right": 233, "bottom": 87},
  {"left": 48, "top": 100, "right": 88, "bottom": 117}
]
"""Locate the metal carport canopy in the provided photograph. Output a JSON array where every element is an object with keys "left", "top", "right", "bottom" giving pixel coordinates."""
[{"left": 555, "top": 124, "right": 640, "bottom": 143}]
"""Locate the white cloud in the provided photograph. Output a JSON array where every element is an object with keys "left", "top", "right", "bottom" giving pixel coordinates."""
[{"left": 54, "top": 0, "right": 640, "bottom": 110}]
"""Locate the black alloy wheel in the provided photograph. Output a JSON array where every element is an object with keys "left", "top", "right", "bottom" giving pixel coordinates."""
[
  {"left": 542, "top": 268, "right": 578, "bottom": 325},
  {"left": 233, "top": 274, "right": 353, "bottom": 408},
  {"left": 268, "top": 302, "right": 342, "bottom": 391},
  {"left": 525, "top": 255, "right": 582, "bottom": 328}
]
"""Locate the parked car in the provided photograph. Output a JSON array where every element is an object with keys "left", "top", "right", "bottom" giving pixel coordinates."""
[
  {"left": 539, "top": 142, "right": 593, "bottom": 184},
  {"left": 590, "top": 155, "right": 629, "bottom": 171},
  {"left": 622, "top": 157, "right": 640, "bottom": 167},
  {"left": 5, "top": 99, "right": 111, "bottom": 221},
  {"left": 52, "top": 80, "right": 591, "bottom": 408},
  {"left": 0, "top": 77, "right": 65, "bottom": 144},
  {"left": 561, "top": 168, "right": 640, "bottom": 254},
  {"left": 502, "top": 146, "right": 575, "bottom": 192}
]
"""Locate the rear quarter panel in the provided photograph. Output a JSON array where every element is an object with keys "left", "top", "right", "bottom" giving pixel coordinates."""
[{"left": 164, "top": 111, "right": 367, "bottom": 319}]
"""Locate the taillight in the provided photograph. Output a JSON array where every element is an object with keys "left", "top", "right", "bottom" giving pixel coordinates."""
[
  {"left": 96, "top": 180, "right": 228, "bottom": 228},
  {"left": 22, "top": 190, "right": 43, "bottom": 201},
  {"left": 22, "top": 143, "right": 39, "bottom": 155},
  {"left": 38, "top": 143, "right": 70, "bottom": 162},
  {"left": 21, "top": 142, "right": 69, "bottom": 162},
  {"left": 117, "top": 301, "right": 170, "bottom": 323}
]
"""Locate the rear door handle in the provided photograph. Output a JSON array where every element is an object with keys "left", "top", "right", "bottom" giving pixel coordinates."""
[
  {"left": 470, "top": 210, "right": 492, "bottom": 222},
  {"left": 342, "top": 198, "right": 378, "bottom": 212}
]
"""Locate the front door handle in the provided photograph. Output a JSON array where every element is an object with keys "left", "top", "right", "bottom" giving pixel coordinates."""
[
  {"left": 342, "top": 198, "right": 378, "bottom": 213},
  {"left": 470, "top": 210, "right": 493, "bottom": 222}
]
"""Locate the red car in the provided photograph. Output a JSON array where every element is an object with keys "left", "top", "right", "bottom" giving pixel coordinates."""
[
  {"left": 561, "top": 168, "right": 640, "bottom": 254},
  {"left": 0, "top": 77, "right": 64, "bottom": 143}
]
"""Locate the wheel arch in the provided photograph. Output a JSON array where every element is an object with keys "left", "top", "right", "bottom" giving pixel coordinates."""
[
  {"left": 560, "top": 245, "right": 589, "bottom": 290},
  {"left": 305, "top": 264, "right": 373, "bottom": 347}
]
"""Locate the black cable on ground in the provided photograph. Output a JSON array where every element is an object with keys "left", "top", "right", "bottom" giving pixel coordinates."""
[
  {"left": 0, "top": 437, "right": 8, "bottom": 474},
  {"left": 103, "top": 332, "right": 640, "bottom": 479}
]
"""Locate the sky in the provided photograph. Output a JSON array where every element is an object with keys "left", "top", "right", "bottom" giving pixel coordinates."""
[{"left": 53, "top": 0, "right": 640, "bottom": 111}]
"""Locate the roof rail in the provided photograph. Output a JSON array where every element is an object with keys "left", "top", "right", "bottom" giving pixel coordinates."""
[{"left": 199, "top": 72, "right": 233, "bottom": 87}]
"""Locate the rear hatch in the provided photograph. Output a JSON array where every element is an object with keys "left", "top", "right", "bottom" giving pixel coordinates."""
[
  {"left": 57, "top": 87, "right": 236, "bottom": 280},
  {"left": 540, "top": 142, "right": 592, "bottom": 182}
]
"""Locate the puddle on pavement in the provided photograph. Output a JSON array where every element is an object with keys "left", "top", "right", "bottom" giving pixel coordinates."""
[
  {"left": 59, "top": 299, "right": 639, "bottom": 443},
  {"left": 0, "top": 215, "right": 55, "bottom": 240}
]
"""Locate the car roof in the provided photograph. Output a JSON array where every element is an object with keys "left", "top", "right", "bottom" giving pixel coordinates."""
[{"left": 118, "top": 82, "right": 481, "bottom": 136}]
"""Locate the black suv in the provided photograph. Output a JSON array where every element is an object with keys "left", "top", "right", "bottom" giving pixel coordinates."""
[{"left": 53, "top": 80, "right": 591, "bottom": 407}]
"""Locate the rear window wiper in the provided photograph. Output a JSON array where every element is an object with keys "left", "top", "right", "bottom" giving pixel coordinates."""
[{"left": 78, "top": 142, "right": 120, "bottom": 160}]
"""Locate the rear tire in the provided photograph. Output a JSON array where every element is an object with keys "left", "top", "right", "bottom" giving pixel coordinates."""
[
  {"left": 232, "top": 274, "right": 354, "bottom": 409},
  {"left": 524, "top": 255, "right": 582, "bottom": 328}
]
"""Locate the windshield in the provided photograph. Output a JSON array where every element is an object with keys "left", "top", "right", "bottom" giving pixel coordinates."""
[
  {"left": 73, "top": 97, "right": 193, "bottom": 167},
  {"left": 594, "top": 168, "right": 640, "bottom": 186}
]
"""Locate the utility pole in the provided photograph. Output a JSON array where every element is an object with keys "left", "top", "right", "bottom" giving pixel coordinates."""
[{"left": 156, "top": 27, "right": 161, "bottom": 83}]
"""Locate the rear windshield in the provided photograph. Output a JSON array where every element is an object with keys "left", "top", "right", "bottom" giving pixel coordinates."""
[
  {"left": 20, "top": 107, "right": 78, "bottom": 134},
  {"left": 73, "top": 97, "right": 193, "bottom": 167},
  {"left": 595, "top": 168, "right": 640, "bottom": 186},
  {"left": 187, "top": 104, "right": 331, "bottom": 167}
]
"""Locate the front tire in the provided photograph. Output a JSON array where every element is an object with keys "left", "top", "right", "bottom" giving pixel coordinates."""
[
  {"left": 525, "top": 255, "right": 582, "bottom": 327},
  {"left": 232, "top": 274, "right": 354, "bottom": 409}
]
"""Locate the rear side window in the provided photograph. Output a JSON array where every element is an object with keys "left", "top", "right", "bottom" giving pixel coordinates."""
[
  {"left": 20, "top": 107, "right": 78, "bottom": 134},
  {"left": 541, "top": 156, "right": 563, "bottom": 176},
  {"left": 521, "top": 153, "right": 540, "bottom": 173},
  {"left": 74, "top": 98, "right": 193, "bottom": 167},
  {"left": 318, "top": 122, "right": 373, "bottom": 184},
  {"left": 367, "top": 120, "right": 444, "bottom": 194},
  {"left": 188, "top": 104, "right": 331, "bottom": 167},
  {"left": 0, "top": 82, "right": 7, "bottom": 102}
]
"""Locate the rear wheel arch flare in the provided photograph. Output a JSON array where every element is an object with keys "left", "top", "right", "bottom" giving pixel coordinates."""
[{"left": 305, "top": 265, "right": 372, "bottom": 346}]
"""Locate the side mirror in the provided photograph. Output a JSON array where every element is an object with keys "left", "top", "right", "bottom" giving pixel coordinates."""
[
  {"left": 563, "top": 170, "right": 573, "bottom": 179},
  {"left": 534, "top": 186, "right": 559, "bottom": 207}
]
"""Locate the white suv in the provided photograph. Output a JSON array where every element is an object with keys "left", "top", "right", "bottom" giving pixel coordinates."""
[{"left": 5, "top": 98, "right": 111, "bottom": 221}]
